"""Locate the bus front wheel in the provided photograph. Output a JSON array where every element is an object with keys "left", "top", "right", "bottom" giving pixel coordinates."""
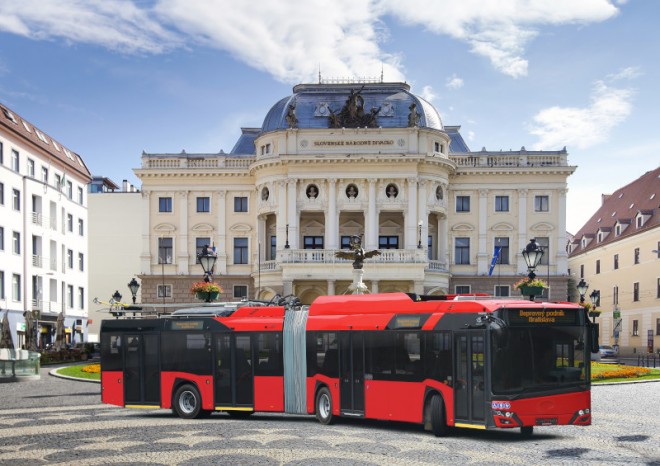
[
  {"left": 520, "top": 426, "right": 534, "bottom": 437},
  {"left": 315, "top": 387, "right": 334, "bottom": 425},
  {"left": 430, "top": 394, "right": 448, "bottom": 437},
  {"left": 173, "top": 384, "right": 203, "bottom": 419}
]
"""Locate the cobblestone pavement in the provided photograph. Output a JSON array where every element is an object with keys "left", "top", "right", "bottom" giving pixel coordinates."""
[{"left": 0, "top": 368, "right": 659, "bottom": 465}]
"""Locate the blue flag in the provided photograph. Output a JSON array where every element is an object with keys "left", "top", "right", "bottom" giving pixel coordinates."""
[{"left": 488, "top": 247, "right": 501, "bottom": 276}]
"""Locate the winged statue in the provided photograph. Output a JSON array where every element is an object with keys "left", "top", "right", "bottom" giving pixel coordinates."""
[{"left": 335, "top": 235, "right": 381, "bottom": 269}]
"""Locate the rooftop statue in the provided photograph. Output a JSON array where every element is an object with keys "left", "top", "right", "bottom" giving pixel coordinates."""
[
  {"left": 408, "top": 103, "right": 421, "bottom": 127},
  {"left": 285, "top": 103, "right": 298, "bottom": 128},
  {"left": 328, "top": 88, "right": 380, "bottom": 129}
]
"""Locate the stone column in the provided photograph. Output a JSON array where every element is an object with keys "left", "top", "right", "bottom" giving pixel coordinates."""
[
  {"left": 327, "top": 280, "right": 335, "bottom": 296},
  {"left": 287, "top": 179, "right": 298, "bottom": 249},
  {"left": 277, "top": 181, "right": 287, "bottom": 251},
  {"left": 477, "top": 188, "right": 488, "bottom": 275},
  {"left": 366, "top": 179, "right": 378, "bottom": 249},
  {"left": 418, "top": 180, "right": 428, "bottom": 251},
  {"left": 556, "top": 188, "right": 569, "bottom": 273},
  {"left": 140, "top": 190, "right": 151, "bottom": 274},
  {"left": 517, "top": 189, "right": 528, "bottom": 274},
  {"left": 439, "top": 215, "right": 449, "bottom": 267},
  {"left": 215, "top": 190, "right": 227, "bottom": 275},
  {"left": 177, "top": 190, "right": 189, "bottom": 274},
  {"left": 327, "top": 178, "right": 338, "bottom": 249},
  {"left": 406, "top": 178, "right": 418, "bottom": 249}
]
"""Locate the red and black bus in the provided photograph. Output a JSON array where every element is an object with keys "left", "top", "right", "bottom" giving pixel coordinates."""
[{"left": 100, "top": 292, "right": 597, "bottom": 436}]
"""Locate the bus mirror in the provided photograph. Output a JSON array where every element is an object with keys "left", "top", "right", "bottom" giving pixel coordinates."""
[{"left": 590, "top": 323, "right": 599, "bottom": 353}]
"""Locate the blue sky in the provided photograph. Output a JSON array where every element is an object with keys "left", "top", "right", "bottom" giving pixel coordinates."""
[{"left": 0, "top": 0, "right": 657, "bottom": 233}]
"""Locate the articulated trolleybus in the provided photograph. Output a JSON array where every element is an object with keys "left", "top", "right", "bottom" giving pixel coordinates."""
[{"left": 100, "top": 292, "right": 598, "bottom": 436}]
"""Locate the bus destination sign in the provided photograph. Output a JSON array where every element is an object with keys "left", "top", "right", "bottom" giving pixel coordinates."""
[
  {"left": 170, "top": 321, "right": 205, "bottom": 331},
  {"left": 505, "top": 309, "right": 579, "bottom": 326}
]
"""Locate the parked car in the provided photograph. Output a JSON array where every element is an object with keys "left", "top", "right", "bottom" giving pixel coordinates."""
[{"left": 598, "top": 345, "right": 618, "bottom": 360}]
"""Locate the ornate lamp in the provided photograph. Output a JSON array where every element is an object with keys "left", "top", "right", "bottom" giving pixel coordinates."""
[
  {"left": 198, "top": 245, "right": 218, "bottom": 282},
  {"left": 576, "top": 278, "right": 589, "bottom": 304},
  {"left": 127, "top": 278, "right": 140, "bottom": 304}
]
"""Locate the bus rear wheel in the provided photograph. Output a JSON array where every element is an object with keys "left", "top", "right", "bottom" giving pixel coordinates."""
[
  {"left": 316, "top": 387, "right": 334, "bottom": 425},
  {"left": 430, "top": 394, "right": 448, "bottom": 437},
  {"left": 173, "top": 384, "right": 203, "bottom": 419}
]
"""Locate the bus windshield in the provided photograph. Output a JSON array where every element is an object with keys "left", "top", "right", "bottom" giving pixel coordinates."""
[{"left": 491, "top": 326, "right": 587, "bottom": 395}]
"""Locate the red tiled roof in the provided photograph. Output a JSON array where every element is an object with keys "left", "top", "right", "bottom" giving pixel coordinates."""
[
  {"left": 0, "top": 102, "right": 92, "bottom": 181},
  {"left": 569, "top": 166, "right": 660, "bottom": 256}
]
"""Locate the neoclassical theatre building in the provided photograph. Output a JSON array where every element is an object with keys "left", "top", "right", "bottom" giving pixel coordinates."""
[{"left": 134, "top": 81, "right": 575, "bottom": 306}]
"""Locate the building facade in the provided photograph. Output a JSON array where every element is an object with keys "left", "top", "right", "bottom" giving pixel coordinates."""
[
  {"left": 568, "top": 167, "right": 660, "bottom": 356},
  {"left": 86, "top": 177, "right": 142, "bottom": 342},
  {"left": 0, "top": 102, "right": 92, "bottom": 348},
  {"left": 134, "top": 82, "right": 575, "bottom": 307}
]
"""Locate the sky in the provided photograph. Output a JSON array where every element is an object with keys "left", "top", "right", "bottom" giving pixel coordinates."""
[{"left": 0, "top": 0, "right": 658, "bottom": 234}]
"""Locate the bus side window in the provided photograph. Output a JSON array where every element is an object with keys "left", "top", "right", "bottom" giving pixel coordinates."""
[
  {"left": 313, "top": 332, "right": 338, "bottom": 378},
  {"left": 425, "top": 332, "right": 451, "bottom": 384},
  {"left": 101, "top": 334, "right": 123, "bottom": 371},
  {"left": 255, "top": 332, "right": 283, "bottom": 376}
]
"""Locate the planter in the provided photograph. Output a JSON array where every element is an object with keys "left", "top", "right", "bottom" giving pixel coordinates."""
[
  {"left": 195, "top": 291, "right": 219, "bottom": 302},
  {"left": 588, "top": 311, "right": 601, "bottom": 318},
  {"left": 519, "top": 285, "right": 544, "bottom": 297}
]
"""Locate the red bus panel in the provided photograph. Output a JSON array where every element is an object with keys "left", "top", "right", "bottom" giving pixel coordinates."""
[
  {"left": 160, "top": 372, "right": 214, "bottom": 411},
  {"left": 491, "top": 391, "right": 591, "bottom": 428},
  {"left": 101, "top": 371, "right": 124, "bottom": 407},
  {"left": 253, "top": 376, "right": 284, "bottom": 412},
  {"left": 365, "top": 381, "right": 425, "bottom": 423}
]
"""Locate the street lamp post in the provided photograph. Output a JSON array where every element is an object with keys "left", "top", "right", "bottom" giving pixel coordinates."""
[
  {"left": 197, "top": 245, "right": 218, "bottom": 303},
  {"left": 111, "top": 290, "right": 122, "bottom": 319},
  {"left": 589, "top": 289, "right": 600, "bottom": 323},
  {"left": 521, "top": 238, "right": 545, "bottom": 301},
  {"left": 127, "top": 278, "right": 140, "bottom": 304},
  {"left": 417, "top": 221, "right": 423, "bottom": 249},
  {"left": 576, "top": 278, "right": 588, "bottom": 304},
  {"left": 284, "top": 224, "right": 290, "bottom": 249}
]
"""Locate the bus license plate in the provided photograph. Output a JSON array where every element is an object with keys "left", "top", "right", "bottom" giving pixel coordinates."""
[{"left": 535, "top": 418, "right": 558, "bottom": 426}]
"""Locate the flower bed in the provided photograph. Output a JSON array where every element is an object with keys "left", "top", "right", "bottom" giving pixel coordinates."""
[{"left": 591, "top": 362, "right": 651, "bottom": 380}]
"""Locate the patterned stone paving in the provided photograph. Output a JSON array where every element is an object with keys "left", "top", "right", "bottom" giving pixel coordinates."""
[{"left": 0, "top": 369, "right": 659, "bottom": 465}]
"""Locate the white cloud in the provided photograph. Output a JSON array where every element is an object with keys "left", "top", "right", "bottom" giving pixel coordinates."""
[
  {"left": 446, "top": 74, "right": 464, "bottom": 90},
  {"left": 529, "top": 80, "right": 633, "bottom": 150},
  {"left": 0, "top": 0, "right": 180, "bottom": 53},
  {"left": 607, "top": 66, "right": 642, "bottom": 81},
  {"left": 420, "top": 85, "right": 437, "bottom": 102},
  {"left": 379, "top": 0, "right": 619, "bottom": 78},
  {"left": 0, "top": 0, "right": 621, "bottom": 81}
]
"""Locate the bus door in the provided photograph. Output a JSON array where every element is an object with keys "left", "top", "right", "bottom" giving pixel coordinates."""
[
  {"left": 339, "top": 332, "right": 365, "bottom": 417},
  {"left": 454, "top": 331, "right": 486, "bottom": 426},
  {"left": 215, "top": 333, "right": 254, "bottom": 409},
  {"left": 123, "top": 334, "right": 160, "bottom": 406}
]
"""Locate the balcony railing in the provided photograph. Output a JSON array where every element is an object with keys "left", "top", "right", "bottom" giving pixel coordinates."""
[
  {"left": 279, "top": 248, "right": 428, "bottom": 265},
  {"left": 32, "top": 255, "right": 43, "bottom": 268},
  {"left": 449, "top": 153, "right": 568, "bottom": 168},
  {"left": 31, "top": 212, "right": 43, "bottom": 226},
  {"left": 143, "top": 156, "right": 254, "bottom": 170}
]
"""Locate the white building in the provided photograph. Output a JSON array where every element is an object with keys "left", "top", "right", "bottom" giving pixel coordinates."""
[
  {"left": 0, "top": 103, "right": 91, "bottom": 348},
  {"left": 134, "top": 82, "right": 575, "bottom": 306},
  {"left": 87, "top": 177, "right": 142, "bottom": 342}
]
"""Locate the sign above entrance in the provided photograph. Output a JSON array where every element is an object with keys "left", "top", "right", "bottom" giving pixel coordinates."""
[{"left": 313, "top": 139, "right": 395, "bottom": 147}]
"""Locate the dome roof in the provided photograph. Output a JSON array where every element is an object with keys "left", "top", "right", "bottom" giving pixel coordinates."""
[{"left": 260, "top": 82, "right": 443, "bottom": 133}]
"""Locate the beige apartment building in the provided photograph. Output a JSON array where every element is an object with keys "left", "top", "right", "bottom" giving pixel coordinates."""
[
  {"left": 134, "top": 81, "right": 575, "bottom": 306},
  {"left": 568, "top": 167, "right": 660, "bottom": 357}
]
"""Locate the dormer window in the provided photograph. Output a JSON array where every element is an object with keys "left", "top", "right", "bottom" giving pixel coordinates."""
[
  {"left": 615, "top": 225, "right": 621, "bottom": 236},
  {"left": 636, "top": 210, "right": 652, "bottom": 228}
]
